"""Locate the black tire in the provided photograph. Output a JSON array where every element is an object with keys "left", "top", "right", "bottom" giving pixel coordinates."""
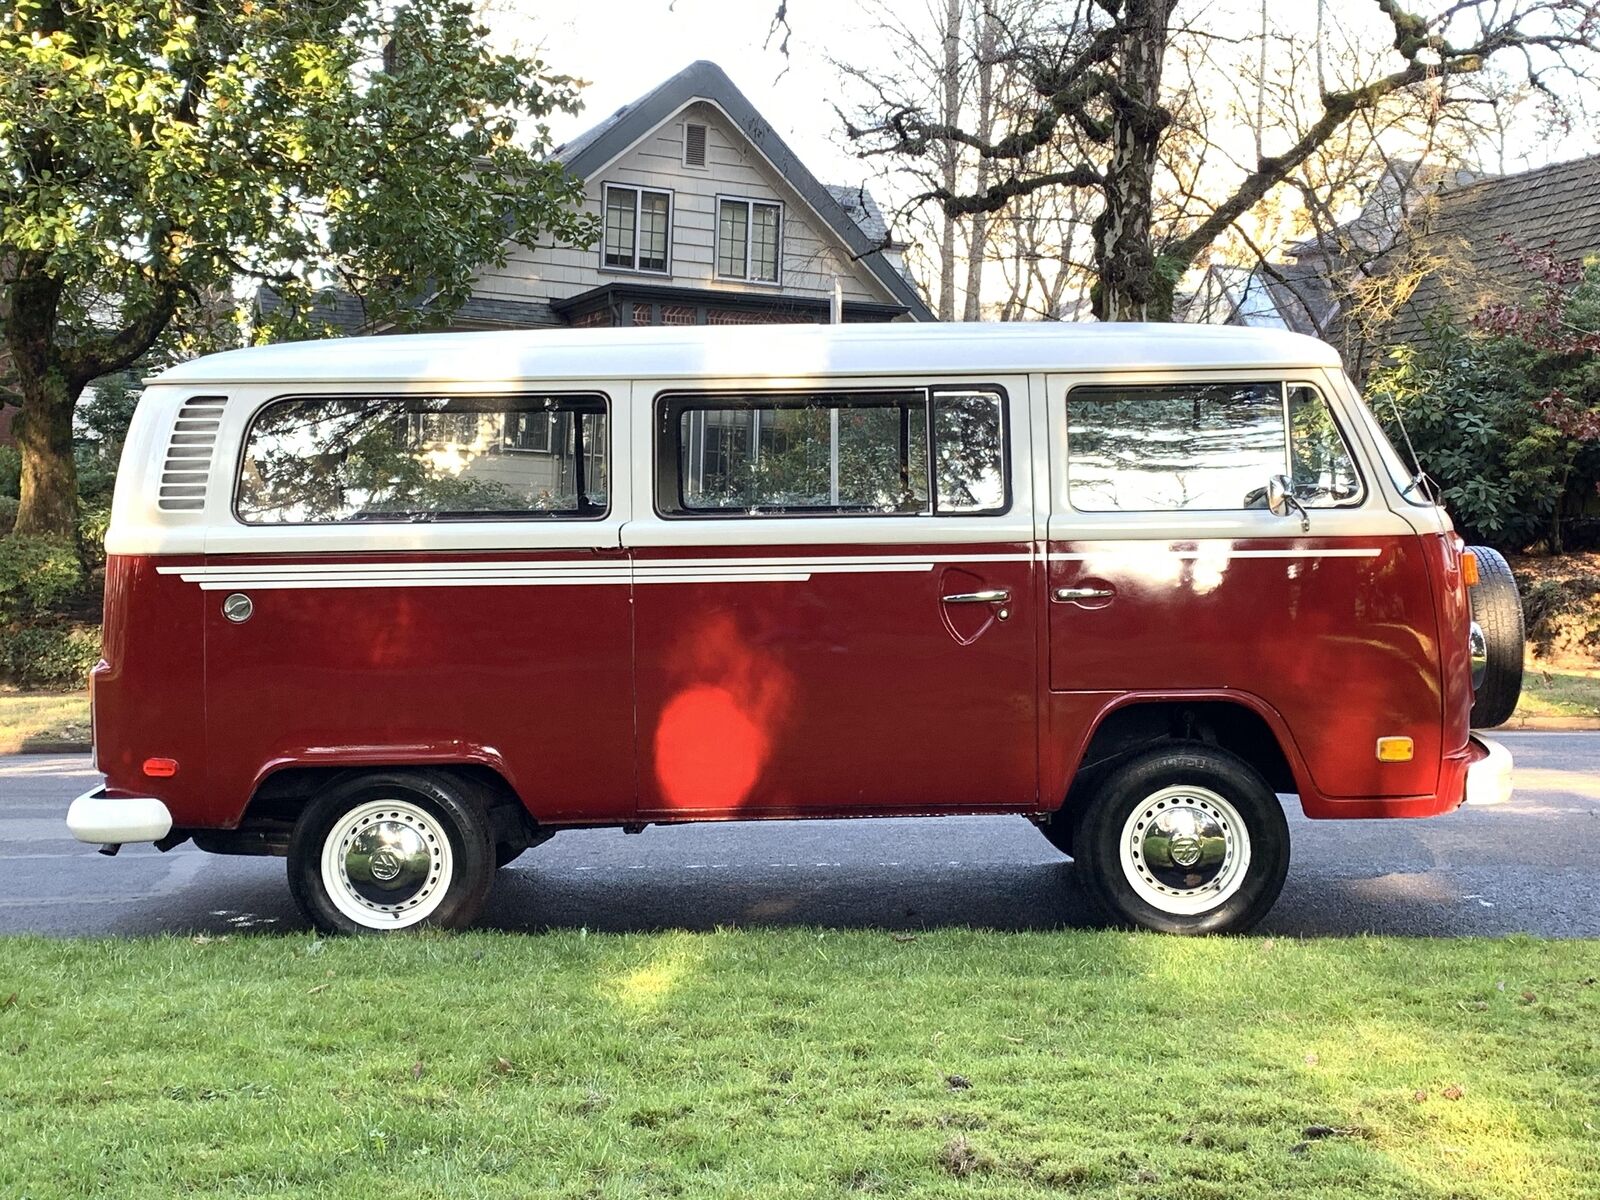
[
  {"left": 1073, "top": 743, "right": 1289, "bottom": 935},
  {"left": 1467, "top": 546, "right": 1524, "bottom": 729},
  {"left": 288, "top": 770, "right": 495, "bottom": 935}
]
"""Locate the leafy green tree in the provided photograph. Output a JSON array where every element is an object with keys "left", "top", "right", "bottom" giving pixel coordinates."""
[{"left": 0, "top": 0, "right": 596, "bottom": 538}]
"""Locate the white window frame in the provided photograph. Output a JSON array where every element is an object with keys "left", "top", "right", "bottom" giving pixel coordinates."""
[
  {"left": 681, "top": 121, "right": 709, "bottom": 170},
  {"left": 601, "top": 183, "right": 672, "bottom": 275},
  {"left": 715, "top": 195, "right": 783, "bottom": 285}
]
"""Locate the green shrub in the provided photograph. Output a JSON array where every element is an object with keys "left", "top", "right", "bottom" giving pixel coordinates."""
[
  {"left": 0, "top": 621, "right": 102, "bottom": 688},
  {"left": 0, "top": 444, "right": 19, "bottom": 498},
  {"left": 0, "top": 495, "right": 16, "bottom": 536},
  {"left": 1366, "top": 258, "right": 1600, "bottom": 553},
  {"left": 77, "top": 502, "right": 111, "bottom": 562},
  {"left": 0, "top": 536, "right": 86, "bottom": 623}
]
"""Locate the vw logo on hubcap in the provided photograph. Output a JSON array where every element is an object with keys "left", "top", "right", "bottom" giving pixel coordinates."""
[
  {"left": 1168, "top": 833, "right": 1203, "bottom": 868},
  {"left": 368, "top": 847, "right": 404, "bottom": 882}
]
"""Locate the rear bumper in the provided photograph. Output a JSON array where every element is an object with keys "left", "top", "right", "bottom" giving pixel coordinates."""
[
  {"left": 1464, "top": 735, "right": 1513, "bottom": 807},
  {"left": 66, "top": 787, "right": 174, "bottom": 845}
]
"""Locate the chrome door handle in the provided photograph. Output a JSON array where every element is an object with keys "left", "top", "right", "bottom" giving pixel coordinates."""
[
  {"left": 942, "top": 588, "right": 1011, "bottom": 604},
  {"left": 1054, "top": 586, "right": 1114, "bottom": 602}
]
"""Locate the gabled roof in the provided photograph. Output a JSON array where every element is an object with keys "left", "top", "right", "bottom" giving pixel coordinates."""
[
  {"left": 1381, "top": 154, "right": 1600, "bottom": 347},
  {"left": 552, "top": 60, "right": 934, "bottom": 321}
]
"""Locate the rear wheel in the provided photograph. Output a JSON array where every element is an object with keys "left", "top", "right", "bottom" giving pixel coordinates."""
[
  {"left": 288, "top": 771, "right": 495, "bottom": 935},
  {"left": 1467, "top": 546, "right": 1524, "bottom": 729},
  {"left": 1073, "top": 744, "right": 1289, "bottom": 935}
]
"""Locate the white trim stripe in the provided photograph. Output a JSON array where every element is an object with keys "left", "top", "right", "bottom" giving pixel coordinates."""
[
  {"left": 154, "top": 547, "right": 1382, "bottom": 591},
  {"left": 1048, "top": 548, "right": 1382, "bottom": 561}
]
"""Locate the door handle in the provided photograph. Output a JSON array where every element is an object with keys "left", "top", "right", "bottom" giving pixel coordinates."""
[
  {"left": 1053, "top": 586, "right": 1115, "bottom": 602},
  {"left": 942, "top": 588, "right": 1010, "bottom": 604}
]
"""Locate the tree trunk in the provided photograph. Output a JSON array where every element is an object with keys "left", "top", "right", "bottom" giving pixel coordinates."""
[
  {"left": 12, "top": 371, "right": 82, "bottom": 539},
  {"left": 6, "top": 267, "right": 82, "bottom": 540},
  {"left": 962, "top": 2, "right": 999, "bottom": 322},
  {"left": 1090, "top": 0, "right": 1174, "bottom": 321},
  {"left": 937, "top": 0, "right": 962, "bottom": 321}
]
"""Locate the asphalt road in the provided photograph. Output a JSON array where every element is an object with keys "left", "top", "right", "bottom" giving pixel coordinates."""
[{"left": 2, "top": 732, "right": 1597, "bottom": 938}]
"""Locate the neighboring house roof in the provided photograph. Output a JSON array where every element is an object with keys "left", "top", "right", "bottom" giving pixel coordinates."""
[
  {"left": 1381, "top": 154, "right": 1600, "bottom": 348},
  {"left": 553, "top": 60, "right": 933, "bottom": 321},
  {"left": 1184, "top": 154, "right": 1600, "bottom": 360}
]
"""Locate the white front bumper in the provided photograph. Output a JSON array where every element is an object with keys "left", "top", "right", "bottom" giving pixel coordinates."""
[
  {"left": 66, "top": 788, "right": 174, "bottom": 845},
  {"left": 1464, "top": 735, "right": 1514, "bottom": 807}
]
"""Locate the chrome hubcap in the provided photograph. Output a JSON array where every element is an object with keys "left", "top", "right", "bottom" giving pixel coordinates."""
[
  {"left": 320, "top": 799, "right": 453, "bottom": 929},
  {"left": 345, "top": 819, "right": 432, "bottom": 905},
  {"left": 1119, "top": 786, "right": 1251, "bottom": 916},
  {"left": 1469, "top": 620, "right": 1488, "bottom": 690}
]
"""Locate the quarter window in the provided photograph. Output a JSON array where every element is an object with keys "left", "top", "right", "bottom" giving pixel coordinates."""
[
  {"left": 1066, "top": 381, "right": 1360, "bottom": 512},
  {"left": 716, "top": 197, "right": 781, "bottom": 282},
  {"left": 603, "top": 185, "right": 670, "bottom": 273},
  {"left": 236, "top": 395, "right": 608, "bottom": 524},
  {"left": 661, "top": 388, "right": 1006, "bottom": 517}
]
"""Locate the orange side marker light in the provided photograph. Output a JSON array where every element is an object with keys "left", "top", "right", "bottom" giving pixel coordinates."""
[
  {"left": 1375, "top": 737, "right": 1414, "bottom": 764},
  {"left": 142, "top": 757, "right": 178, "bottom": 778},
  {"left": 1461, "top": 551, "right": 1480, "bottom": 587}
]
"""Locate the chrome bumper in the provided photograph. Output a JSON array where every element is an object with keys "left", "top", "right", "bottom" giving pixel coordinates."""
[
  {"left": 1464, "top": 735, "right": 1513, "bottom": 807},
  {"left": 66, "top": 787, "right": 174, "bottom": 845}
]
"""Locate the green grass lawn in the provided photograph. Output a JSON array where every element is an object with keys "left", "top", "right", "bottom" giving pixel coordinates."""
[
  {"left": 0, "top": 688, "right": 91, "bottom": 753},
  {"left": 1517, "top": 661, "right": 1600, "bottom": 719},
  {"left": 0, "top": 932, "right": 1595, "bottom": 1199}
]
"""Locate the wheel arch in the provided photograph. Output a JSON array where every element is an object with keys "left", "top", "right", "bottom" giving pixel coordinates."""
[
  {"left": 195, "top": 757, "right": 533, "bottom": 857},
  {"left": 1046, "top": 692, "right": 1315, "bottom": 854}
]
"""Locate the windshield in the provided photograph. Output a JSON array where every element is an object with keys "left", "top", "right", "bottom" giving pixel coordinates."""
[{"left": 1350, "top": 386, "right": 1436, "bottom": 507}]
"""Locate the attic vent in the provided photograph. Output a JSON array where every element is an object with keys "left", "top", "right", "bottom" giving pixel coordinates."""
[
  {"left": 684, "top": 122, "right": 707, "bottom": 168},
  {"left": 158, "top": 395, "right": 226, "bottom": 512}
]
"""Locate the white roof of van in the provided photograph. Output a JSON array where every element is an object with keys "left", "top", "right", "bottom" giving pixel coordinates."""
[{"left": 151, "top": 321, "right": 1343, "bottom": 386}]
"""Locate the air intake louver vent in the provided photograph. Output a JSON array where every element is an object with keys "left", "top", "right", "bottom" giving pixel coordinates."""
[{"left": 157, "top": 395, "right": 226, "bottom": 512}]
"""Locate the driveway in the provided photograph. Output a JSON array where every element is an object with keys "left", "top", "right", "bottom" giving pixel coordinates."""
[{"left": 1, "top": 732, "right": 1596, "bottom": 937}]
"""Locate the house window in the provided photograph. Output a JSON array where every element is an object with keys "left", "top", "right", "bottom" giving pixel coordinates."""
[
  {"left": 683, "top": 122, "right": 707, "bottom": 168},
  {"left": 716, "top": 197, "right": 781, "bottom": 283},
  {"left": 603, "top": 185, "right": 670, "bottom": 273}
]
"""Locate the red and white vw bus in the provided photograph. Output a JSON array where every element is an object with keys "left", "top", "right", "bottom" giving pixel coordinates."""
[{"left": 68, "top": 322, "right": 1521, "bottom": 934}]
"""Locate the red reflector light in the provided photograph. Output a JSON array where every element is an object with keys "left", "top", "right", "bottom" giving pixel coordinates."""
[{"left": 142, "top": 757, "right": 178, "bottom": 778}]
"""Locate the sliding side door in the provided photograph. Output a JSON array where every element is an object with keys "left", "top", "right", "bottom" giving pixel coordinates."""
[{"left": 625, "top": 378, "right": 1039, "bottom": 820}]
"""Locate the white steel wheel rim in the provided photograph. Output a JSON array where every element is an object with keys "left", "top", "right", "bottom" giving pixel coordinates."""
[
  {"left": 1118, "top": 785, "right": 1252, "bottom": 917},
  {"left": 320, "top": 798, "right": 455, "bottom": 930}
]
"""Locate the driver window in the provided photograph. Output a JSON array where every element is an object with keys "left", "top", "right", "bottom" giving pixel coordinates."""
[{"left": 1065, "top": 380, "right": 1361, "bottom": 512}]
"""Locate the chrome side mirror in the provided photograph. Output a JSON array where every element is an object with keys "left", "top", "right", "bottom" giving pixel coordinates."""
[{"left": 1267, "top": 474, "right": 1310, "bottom": 533}]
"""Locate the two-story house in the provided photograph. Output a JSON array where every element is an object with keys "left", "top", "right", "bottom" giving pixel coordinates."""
[{"left": 262, "top": 60, "right": 932, "bottom": 334}]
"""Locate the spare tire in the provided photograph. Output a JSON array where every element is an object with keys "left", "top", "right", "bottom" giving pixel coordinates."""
[{"left": 1467, "top": 546, "right": 1524, "bottom": 729}]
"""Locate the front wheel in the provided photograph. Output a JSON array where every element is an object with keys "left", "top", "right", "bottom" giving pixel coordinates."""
[
  {"left": 288, "top": 771, "right": 496, "bottom": 935},
  {"left": 1073, "top": 744, "right": 1289, "bottom": 935}
]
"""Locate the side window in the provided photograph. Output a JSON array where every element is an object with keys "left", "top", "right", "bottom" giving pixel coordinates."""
[
  {"left": 1287, "top": 383, "right": 1362, "bottom": 507},
  {"left": 236, "top": 394, "right": 608, "bottom": 524},
  {"left": 660, "top": 387, "right": 1007, "bottom": 517},
  {"left": 1066, "top": 381, "right": 1361, "bottom": 512}
]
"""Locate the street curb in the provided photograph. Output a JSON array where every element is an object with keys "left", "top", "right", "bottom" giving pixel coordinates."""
[
  {"left": 1499, "top": 717, "right": 1600, "bottom": 731},
  {"left": 0, "top": 741, "right": 92, "bottom": 755}
]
